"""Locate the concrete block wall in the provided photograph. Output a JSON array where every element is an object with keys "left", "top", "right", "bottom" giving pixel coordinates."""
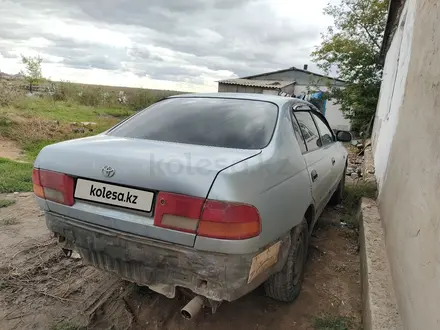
[{"left": 373, "top": 0, "right": 440, "bottom": 328}]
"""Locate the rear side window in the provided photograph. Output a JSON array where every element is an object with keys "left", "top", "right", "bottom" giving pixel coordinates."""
[
  {"left": 294, "top": 112, "right": 321, "bottom": 152},
  {"left": 311, "top": 113, "right": 334, "bottom": 146},
  {"left": 291, "top": 116, "right": 307, "bottom": 154},
  {"left": 108, "top": 98, "right": 278, "bottom": 149}
]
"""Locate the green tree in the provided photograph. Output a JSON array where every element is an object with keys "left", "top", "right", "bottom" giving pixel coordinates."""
[
  {"left": 21, "top": 55, "right": 43, "bottom": 93},
  {"left": 312, "top": 0, "right": 389, "bottom": 133}
]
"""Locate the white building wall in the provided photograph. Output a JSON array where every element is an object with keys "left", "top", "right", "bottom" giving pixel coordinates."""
[
  {"left": 372, "top": 0, "right": 416, "bottom": 193},
  {"left": 325, "top": 100, "right": 351, "bottom": 131},
  {"left": 248, "top": 70, "right": 345, "bottom": 87},
  {"left": 294, "top": 85, "right": 351, "bottom": 131},
  {"left": 373, "top": 1, "right": 440, "bottom": 327},
  {"left": 262, "top": 89, "right": 278, "bottom": 95}
]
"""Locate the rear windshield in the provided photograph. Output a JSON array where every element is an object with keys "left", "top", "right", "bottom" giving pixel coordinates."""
[{"left": 108, "top": 97, "right": 278, "bottom": 149}]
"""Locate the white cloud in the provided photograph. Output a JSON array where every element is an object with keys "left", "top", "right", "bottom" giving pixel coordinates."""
[{"left": 0, "top": 0, "right": 338, "bottom": 92}]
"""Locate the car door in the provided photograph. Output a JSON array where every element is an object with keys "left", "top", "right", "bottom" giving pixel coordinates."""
[
  {"left": 310, "top": 111, "right": 345, "bottom": 196},
  {"left": 293, "top": 105, "right": 333, "bottom": 216}
]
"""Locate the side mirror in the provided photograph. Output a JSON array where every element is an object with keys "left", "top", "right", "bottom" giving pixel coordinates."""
[{"left": 336, "top": 130, "right": 352, "bottom": 142}]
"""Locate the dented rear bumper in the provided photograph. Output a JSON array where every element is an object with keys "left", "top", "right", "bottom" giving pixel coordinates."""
[{"left": 45, "top": 212, "right": 290, "bottom": 302}]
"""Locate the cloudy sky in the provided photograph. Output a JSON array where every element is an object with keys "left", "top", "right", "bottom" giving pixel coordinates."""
[{"left": 0, "top": 0, "right": 339, "bottom": 92}]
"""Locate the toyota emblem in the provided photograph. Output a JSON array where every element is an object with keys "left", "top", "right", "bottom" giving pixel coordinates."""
[{"left": 102, "top": 166, "right": 115, "bottom": 178}]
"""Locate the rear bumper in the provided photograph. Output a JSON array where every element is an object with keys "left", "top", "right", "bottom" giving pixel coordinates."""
[{"left": 45, "top": 212, "right": 290, "bottom": 302}]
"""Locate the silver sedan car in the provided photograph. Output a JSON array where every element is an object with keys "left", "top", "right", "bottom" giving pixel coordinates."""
[{"left": 33, "top": 93, "right": 351, "bottom": 318}]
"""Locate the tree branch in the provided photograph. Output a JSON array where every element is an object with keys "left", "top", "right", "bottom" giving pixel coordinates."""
[{"left": 345, "top": 3, "right": 382, "bottom": 50}]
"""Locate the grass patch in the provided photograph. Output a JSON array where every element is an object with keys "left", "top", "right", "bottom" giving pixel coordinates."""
[
  {"left": 0, "top": 199, "right": 16, "bottom": 208},
  {"left": 0, "top": 158, "right": 33, "bottom": 193},
  {"left": 17, "top": 121, "right": 115, "bottom": 161},
  {"left": 313, "top": 313, "right": 354, "bottom": 330},
  {"left": 22, "top": 139, "right": 58, "bottom": 161},
  {"left": 341, "top": 181, "right": 377, "bottom": 228},
  {"left": 0, "top": 114, "right": 12, "bottom": 126},
  {"left": 343, "top": 182, "right": 377, "bottom": 212},
  {"left": 0, "top": 111, "right": 122, "bottom": 161},
  {"left": 0, "top": 95, "right": 131, "bottom": 161},
  {"left": 102, "top": 107, "right": 134, "bottom": 118},
  {"left": 2, "top": 97, "right": 134, "bottom": 123},
  {"left": 0, "top": 217, "right": 18, "bottom": 225},
  {"left": 0, "top": 80, "right": 173, "bottom": 182},
  {"left": 340, "top": 213, "right": 359, "bottom": 228}
]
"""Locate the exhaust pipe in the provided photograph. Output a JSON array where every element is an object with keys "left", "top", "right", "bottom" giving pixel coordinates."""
[{"left": 181, "top": 296, "right": 204, "bottom": 320}]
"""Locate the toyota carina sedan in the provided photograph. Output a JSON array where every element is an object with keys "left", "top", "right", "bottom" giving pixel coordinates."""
[{"left": 33, "top": 93, "right": 351, "bottom": 318}]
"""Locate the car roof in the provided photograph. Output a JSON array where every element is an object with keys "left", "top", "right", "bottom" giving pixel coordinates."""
[{"left": 168, "top": 92, "right": 299, "bottom": 107}]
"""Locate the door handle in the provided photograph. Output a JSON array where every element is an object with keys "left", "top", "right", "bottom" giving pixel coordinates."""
[
  {"left": 311, "top": 170, "right": 318, "bottom": 182},
  {"left": 331, "top": 157, "right": 336, "bottom": 165}
]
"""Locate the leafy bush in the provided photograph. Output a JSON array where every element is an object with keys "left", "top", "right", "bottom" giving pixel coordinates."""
[
  {"left": 127, "top": 91, "right": 153, "bottom": 111},
  {"left": 49, "top": 82, "right": 180, "bottom": 110},
  {"left": 0, "top": 88, "right": 13, "bottom": 107},
  {"left": 0, "top": 83, "right": 21, "bottom": 107},
  {"left": 0, "top": 115, "right": 12, "bottom": 127},
  {"left": 77, "top": 86, "right": 104, "bottom": 107},
  {"left": 126, "top": 91, "right": 168, "bottom": 111},
  {"left": 52, "top": 81, "right": 79, "bottom": 102},
  {"left": 0, "top": 115, "right": 14, "bottom": 139}
]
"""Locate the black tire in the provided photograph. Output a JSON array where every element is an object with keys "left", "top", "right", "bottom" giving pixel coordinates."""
[
  {"left": 264, "top": 218, "right": 309, "bottom": 302},
  {"left": 330, "top": 169, "right": 346, "bottom": 206}
]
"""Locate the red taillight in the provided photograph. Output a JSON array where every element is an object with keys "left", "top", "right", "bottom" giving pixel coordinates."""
[
  {"left": 154, "top": 192, "right": 204, "bottom": 233},
  {"left": 32, "top": 169, "right": 75, "bottom": 206},
  {"left": 198, "top": 200, "right": 261, "bottom": 239},
  {"left": 154, "top": 192, "right": 261, "bottom": 240},
  {"left": 32, "top": 169, "right": 44, "bottom": 198}
]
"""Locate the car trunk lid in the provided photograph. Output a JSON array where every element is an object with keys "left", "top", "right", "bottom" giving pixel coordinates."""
[{"left": 35, "top": 135, "right": 260, "bottom": 246}]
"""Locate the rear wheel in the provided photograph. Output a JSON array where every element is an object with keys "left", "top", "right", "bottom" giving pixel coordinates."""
[
  {"left": 330, "top": 167, "right": 346, "bottom": 205},
  {"left": 264, "top": 218, "right": 308, "bottom": 302}
]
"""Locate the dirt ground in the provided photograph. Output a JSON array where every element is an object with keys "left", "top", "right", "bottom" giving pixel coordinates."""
[
  {"left": 0, "top": 139, "right": 23, "bottom": 161},
  {"left": 0, "top": 193, "right": 361, "bottom": 330}
]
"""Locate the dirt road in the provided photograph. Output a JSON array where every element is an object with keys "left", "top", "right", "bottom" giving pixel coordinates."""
[
  {"left": 0, "top": 139, "right": 22, "bottom": 161},
  {"left": 0, "top": 194, "right": 361, "bottom": 330}
]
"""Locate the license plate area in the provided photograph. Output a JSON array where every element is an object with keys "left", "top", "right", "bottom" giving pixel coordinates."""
[{"left": 74, "top": 179, "right": 154, "bottom": 212}]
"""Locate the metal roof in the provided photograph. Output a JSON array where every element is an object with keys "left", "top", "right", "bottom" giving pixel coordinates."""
[
  {"left": 218, "top": 79, "right": 295, "bottom": 89},
  {"left": 241, "top": 67, "right": 346, "bottom": 84}
]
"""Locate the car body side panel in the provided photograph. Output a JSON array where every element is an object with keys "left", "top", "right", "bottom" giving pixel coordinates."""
[
  {"left": 35, "top": 196, "right": 49, "bottom": 211},
  {"left": 315, "top": 143, "right": 347, "bottom": 211},
  {"left": 196, "top": 103, "right": 313, "bottom": 254},
  {"left": 331, "top": 142, "right": 348, "bottom": 186},
  {"left": 302, "top": 147, "right": 330, "bottom": 215}
]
